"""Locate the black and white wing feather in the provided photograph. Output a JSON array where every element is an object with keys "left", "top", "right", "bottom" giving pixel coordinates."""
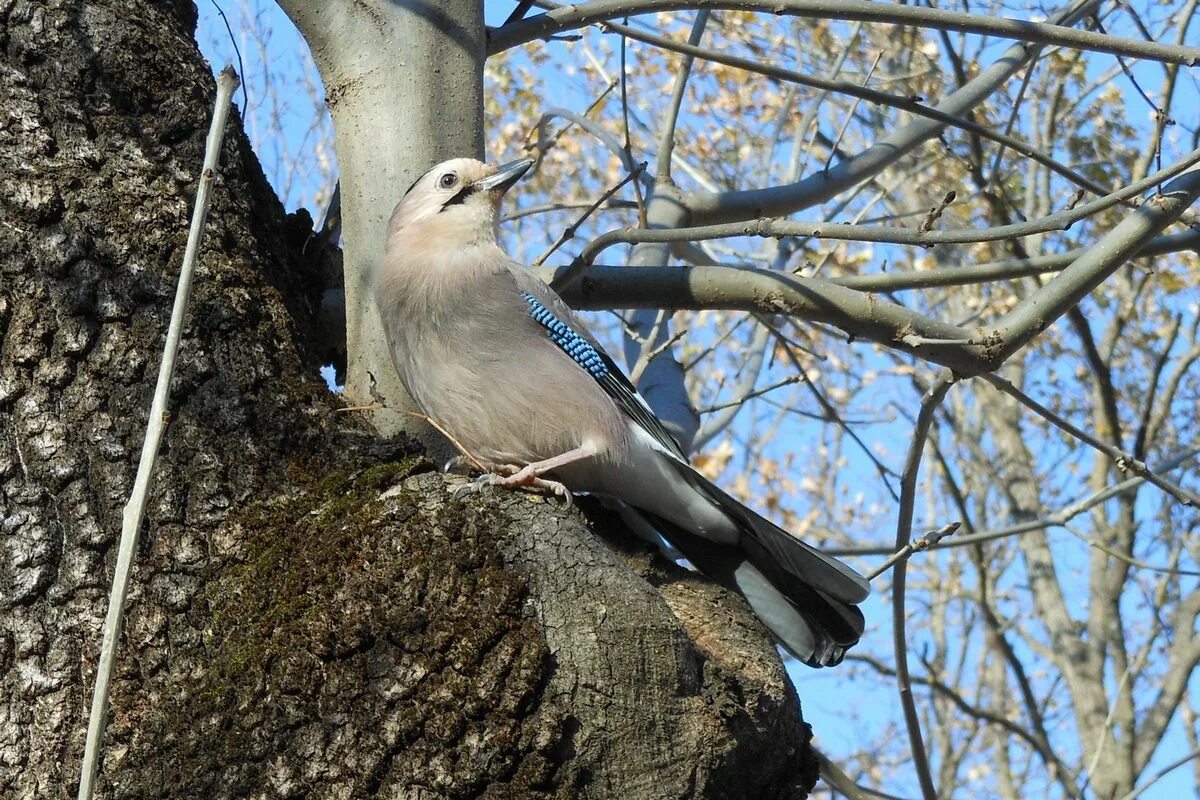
[{"left": 511, "top": 267, "right": 687, "bottom": 461}]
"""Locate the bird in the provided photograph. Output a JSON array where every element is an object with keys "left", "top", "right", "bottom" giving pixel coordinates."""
[{"left": 375, "top": 157, "right": 870, "bottom": 667}]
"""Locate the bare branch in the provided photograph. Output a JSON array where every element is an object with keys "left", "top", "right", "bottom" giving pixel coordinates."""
[
  {"left": 541, "top": 229, "right": 1200, "bottom": 293},
  {"left": 488, "top": 0, "right": 1200, "bottom": 66},
  {"left": 533, "top": 162, "right": 647, "bottom": 266},
  {"left": 980, "top": 373, "right": 1200, "bottom": 508},
  {"left": 532, "top": 107, "right": 650, "bottom": 184},
  {"left": 892, "top": 370, "right": 957, "bottom": 800},
  {"left": 815, "top": 749, "right": 915, "bottom": 800},
  {"left": 655, "top": 10, "right": 708, "bottom": 182},
  {"left": 851, "top": 651, "right": 1080, "bottom": 789},
  {"left": 867, "top": 521, "right": 961, "bottom": 580},
  {"left": 77, "top": 66, "right": 240, "bottom": 800},
  {"left": 554, "top": 264, "right": 985, "bottom": 373},
  {"left": 1117, "top": 749, "right": 1200, "bottom": 800},
  {"left": 573, "top": 145, "right": 1200, "bottom": 262},
  {"left": 832, "top": 229, "right": 1200, "bottom": 290},
  {"left": 828, "top": 447, "right": 1199, "bottom": 556},
  {"left": 758, "top": 315, "right": 901, "bottom": 500},
  {"left": 1061, "top": 523, "right": 1200, "bottom": 577},
  {"left": 990, "top": 167, "right": 1200, "bottom": 365},
  {"left": 564, "top": 11, "right": 1113, "bottom": 220}
]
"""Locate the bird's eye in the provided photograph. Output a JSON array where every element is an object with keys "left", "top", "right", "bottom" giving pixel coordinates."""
[{"left": 438, "top": 173, "right": 458, "bottom": 189}]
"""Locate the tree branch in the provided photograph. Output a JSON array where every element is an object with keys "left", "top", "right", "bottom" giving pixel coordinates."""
[
  {"left": 891, "top": 370, "right": 956, "bottom": 800},
  {"left": 77, "top": 66, "right": 239, "bottom": 800},
  {"left": 562, "top": 8, "right": 1112, "bottom": 222},
  {"left": 655, "top": 10, "right": 708, "bottom": 182},
  {"left": 540, "top": 229, "right": 1200, "bottom": 293},
  {"left": 989, "top": 167, "right": 1200, "bottom": 366},
  {"left": 980, "top": 373, "right": 1200, "bottom": 507},
  {"left": 554, "top": 264, "right": 987, "bottom": 373},
  {"left": 826, "top": 447, "right": 1199, "bottom": 556},
  {"left": 488, "top": 0, "right": 1200, "bottom": 66},
  {"left": 573, "top": 144, "right": 1200, "bottom": 263}
]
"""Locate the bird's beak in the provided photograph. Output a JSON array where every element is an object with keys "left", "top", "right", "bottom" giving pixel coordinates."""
[{"left": 475, "top": 158, "right": 534, "bottom": 195}]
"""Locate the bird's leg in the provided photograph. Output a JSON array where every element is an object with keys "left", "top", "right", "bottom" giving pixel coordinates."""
[
  {"left": 488, "top": 447, "right": 594, "bottom": 488},
  {"left": 444, "top": 457, "right": 523, "bottom": 476},
  {"left": 454, "top": 446, "right": 595, "bottom": 504}
]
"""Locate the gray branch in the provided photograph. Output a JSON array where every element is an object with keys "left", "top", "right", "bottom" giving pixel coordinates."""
[
  {"left": 891, "top": 370, "right": 957, "bottom": 800},
  {"left": 554, "top": 264, "right": 986, "bottom": 373},
  {"left": 489, "top": 0, "right": 1200, "bottom": 66},
  {"left": 830, "top": 230, "right": 1200, "bottom": 292},
  {"left": 990, "top": 167, "right": 1200, "bottom": 366},
  {"left": 827, "top": 448, "right": 1200, "bottom": 556},
  {"left": 673, "top": 0, "right": 1101, "bottom": 224},
  {"left": 554, "top": 164, "right": 1200, "bottom": 378},
  {"left": 546, "top": 15, "right": 1111, "bottom": 207},
  {"left": 575, "top": 145, "right": 1200, "bottom": 262}
]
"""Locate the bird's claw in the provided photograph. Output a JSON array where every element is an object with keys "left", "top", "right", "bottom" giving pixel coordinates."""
[
  {"left": 451, "top": 473, "right": 493, "bottom": 498},
  {"left": 451, "top": 468, "right": 573, "bottom": 505}
]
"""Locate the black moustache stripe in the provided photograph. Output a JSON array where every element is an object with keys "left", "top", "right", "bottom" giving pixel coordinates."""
[{"left": 440, "top": 185, "right": 475, "bottom": 210}]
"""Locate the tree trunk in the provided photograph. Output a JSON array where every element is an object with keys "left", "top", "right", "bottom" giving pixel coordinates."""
[
  {"left": 276, "top": 0, "right": 486, "bottom": 445},
  {"left": 0, "top": 1, "right": 816, "bottom": 798}
]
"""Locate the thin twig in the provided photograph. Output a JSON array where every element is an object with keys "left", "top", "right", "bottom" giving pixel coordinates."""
[
  {"left": 917, "top": 191, "right": 957, "bottom": 234},
  {"left": 893, "top": 369, "right": 956, "bottom": 800},
  {"left": 758, "top": 315, "right": 901, "bottom": 499},
  {"left": 618, "top": 25, "right": 648, "bottom": 227},
  {"left": 526, "top": 82, "right": 620, "bottom": 165},
  {"left": 823, "top": 48, "right": 884, "bottom": 174},
  {"left": 1061, "top": 522, "right": 1200, "bottom": 577},
  {"left": 814, "top": 748, "right": 916, "bottom": 800},
  {"left": 502, "top": 199, "right": 635, "bottom": 223},
  {"left": 533, "top": 162, "right": 647, "bottom": 266},
  {"left": 656, "top": 10, "right": 708, "bottom": 182},
  {"left": 629, "top": 323, "right": 688, "bottom": 383},
  {"left": 1116, "top": 747, "right": 1200, "bottom": 800},
  {"left": 696, "top": 374, "right": 803, "bottom": 413},
  {"left": 795, "top": 20, "right": 864, "bottom": 177},
  {"left": 404, "top": 411, "right": 489, "bottom": 473},
  {"left": 867, "top": 521, "right": 961, "bottom": 580},
  {"left": 77, "top": 66, "right": 240, "bottom": 800},
  {"left": 980, "top": 372, "right": 1200, "bottom": 508},
  {"left": 207, "top": 1, "right": 248, "bottom": 112},
  {"left": 532, "top": 107, "right": 642, "bottom": 180},
  {"left": 987, "top": 59, "right": 1037, "bottom": 192},
  {"left": 586, "top": 15, "right": 1112, "bottom": 203},
  {"left": 828, "top": 447, "right": 1199, "bottom": 557}
]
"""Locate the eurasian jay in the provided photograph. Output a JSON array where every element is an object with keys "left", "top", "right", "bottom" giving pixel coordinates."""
[{"left": 375, "top": 157, "right": 869, "bottom": 666}]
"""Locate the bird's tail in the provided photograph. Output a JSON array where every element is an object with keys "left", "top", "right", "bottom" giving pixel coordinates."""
[{"left": 639, "top": 465, "right": 869, "bottom": 668}]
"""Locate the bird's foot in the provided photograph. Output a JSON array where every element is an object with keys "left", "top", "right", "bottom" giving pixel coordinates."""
[{"left": 451, "top": 464, "right": 574, "bottom": 505}]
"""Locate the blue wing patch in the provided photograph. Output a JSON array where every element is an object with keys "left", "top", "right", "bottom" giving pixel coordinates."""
[
  {"left": 521, "top": 291, "right": 685, "bottom": 459},
  {"left": 523, "top": 292, "right": 609, "bottom": 380}
]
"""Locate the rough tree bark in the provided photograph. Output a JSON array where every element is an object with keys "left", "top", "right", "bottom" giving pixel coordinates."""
[{"left": 0, "top": 1, "right": 817, "bottom": 797}]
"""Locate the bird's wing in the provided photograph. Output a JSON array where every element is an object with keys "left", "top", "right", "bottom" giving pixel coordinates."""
[
  {"left": 509, "top": 265, "right": 688, "bottom": 461},
  {"left": 635, "top": 507, "right": 865, "bottom": 667},
  {"left": 655, "top": 455, "right": 871, "bottom": 605}
]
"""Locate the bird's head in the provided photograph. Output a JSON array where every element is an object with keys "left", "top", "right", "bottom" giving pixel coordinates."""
[{"left": 386, "top": 157, "right": 533, "bottom": 248}]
